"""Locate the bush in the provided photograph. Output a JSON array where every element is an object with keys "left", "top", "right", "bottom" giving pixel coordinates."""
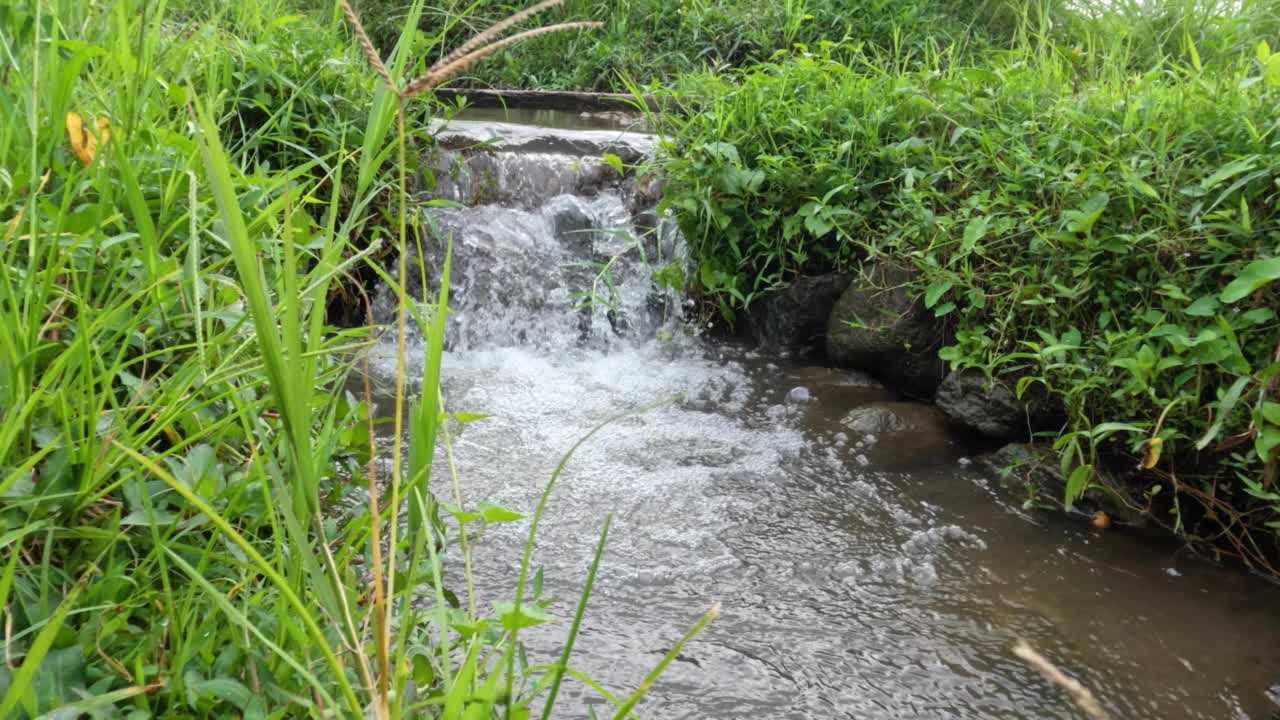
[
  {"left": 656, "top": 40, "right": 1280, "bottom": 568},
  {"left": 356, "top": 0, "right": 990, "bottom": 90}
]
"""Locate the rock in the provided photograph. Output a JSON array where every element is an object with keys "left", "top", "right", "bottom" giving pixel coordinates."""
[
  {"left": 839, "top": 401, "right": 960, "bottom": 468},
  {"left": 977, "top": 443, "right": 1143, "bottom": 525},
  {"left": 978, "top": 443, "right": 1066, "bottom": 501},
  {"left": 841, "top": 402, "right": 949, "bottom": 435},
  {"left": 430, "top": 118, "right": 656, "bottom": 165},
  {"left": 936, "top": 369, "right": 1052, "bottom": 441},
  {"left": 746, "top": 273, "right": 852, "bottom": 352},
  {"left": 785, "top": 386, "right": 812, "bottom": 404},
  {"left": 825, "top": 262, "right": 947, "bottom": 399}
]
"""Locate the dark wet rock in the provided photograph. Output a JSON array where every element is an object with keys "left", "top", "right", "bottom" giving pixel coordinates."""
[
  {"left": 422, "top": 120, "right": 658, "bottom": 209},
  {"left": 936, "top": 369, "right": 1054, "bottom": 441},
  {"left": 430, "top": 119, "right": 656, "bottom": 164},
  {"left": 825, "top": 262, "right": 947, "bottom": 399},
  {"left": 977, "top": 443, "right": 1065, "bottom": 501},
  {"left": 746, "top": 273, "right": 852, "bottom": 353}
]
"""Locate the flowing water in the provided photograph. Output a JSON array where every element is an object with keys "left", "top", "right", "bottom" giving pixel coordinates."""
[{"left": 362, "top": 117, "right": 1280, "bottom": 719}]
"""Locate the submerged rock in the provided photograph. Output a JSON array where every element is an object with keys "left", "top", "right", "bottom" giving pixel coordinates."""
[
  {"left": 936, "top": 369, "right": 1054, "bottom": 441},
  {"left": 746, "top": 273, "right": 851, "bottom": 353},
  {"left": 977, "top": 443, "right": 1066, "bottom": 501},
  {"left": 825, "top": 262, "right": 947, "bottom": 399},
  {"left": 841, "top": 402, "right": 950, "bottom": 436},
  {"left": 977, "top": 443, "right": 1143, "bottom": 525}
]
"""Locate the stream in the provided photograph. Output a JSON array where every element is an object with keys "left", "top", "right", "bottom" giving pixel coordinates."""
[{"left": 362, "top": 112, "right": 1280, "bottom": 719}]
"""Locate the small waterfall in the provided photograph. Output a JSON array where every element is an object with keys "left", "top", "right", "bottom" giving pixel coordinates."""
[{"left": 375, "top": 118, "right": 687, "bottom": 352}]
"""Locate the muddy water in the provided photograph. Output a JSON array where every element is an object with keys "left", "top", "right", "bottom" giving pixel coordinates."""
[
  {"left": 361, "top": 114, "right": 1280, "bottom": 718},
  {"left": 364, "top": 340, "right": 1280, "bottom": 719}
]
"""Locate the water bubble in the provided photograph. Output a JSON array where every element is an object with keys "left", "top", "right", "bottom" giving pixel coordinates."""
[{"left": 854, "top": 454, "right": 870, "bottom": 467}]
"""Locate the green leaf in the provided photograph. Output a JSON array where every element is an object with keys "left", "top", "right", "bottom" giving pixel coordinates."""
[
  {"left": 1262, "top": 402, "right": 1280, "bottom": 426},
  {"left": 1064, "top": 192, "right": 1109, "bottom": 234},
  {"left": 441, "top": 503, "right": 482, "bottom": 525},
  {"left": 494, "top": 601, "right": 553, "bottom": 631},
  {"left": 1258, "top": 40, "right": 1273, "bottom": 63},
  {"left": 1196, "top": 376, "right": 1252, "bottom": 449},
  {"left": 601, "top": 152, "right": 624, "bottom": 176},
  {"left": 959, "top": 216, "right": 988, "bottom": 256},
  {"left": 1265, "top": 55, "right": 1280, "bottom": 86},
  {"left": 477, "top": 501, "right": 526, "bottom": 523},
  {"left": 1064, "top": 464, "right": 1093, "bottom": 511},
  {"left": 1219, "top": 257, "right": 1280, "bottom": 303},
  {"left": 1184, "top": 296, "right": 1219, "bottom": 317},
  {"left": 1240, "top": 307, "right": 1276, "bottom": 325},
  {"left": 924, "top": 280, "right": 953, "bottom": 309},
  {"left": 190, "top": 677, "right": 253, "bottom": 710},
  {"left": 453, "top": 412, "right": 492, "bottom": 425},
  {"left": 1201, "top": 157, "right": 1258, "bottom": 191},
  {"left": 1256, "top": 426, "right": 1280, "bottom": 459},
  {"left": 1090, "top": 422, "right": 1145, "bottom": 439}
]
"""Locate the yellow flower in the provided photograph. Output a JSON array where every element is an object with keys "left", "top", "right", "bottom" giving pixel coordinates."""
[
  {"left": 66, "top": 112, "right": 110, "bottom": 165},
  {"left": 1139, "top": 436, "right": 1163, "bottom": 470}
]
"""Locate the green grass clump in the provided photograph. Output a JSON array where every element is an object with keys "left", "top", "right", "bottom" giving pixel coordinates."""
[
  {"left": 0, "top": 0, "right": 711, "bottom": 716},
  {"left": 656, "top": 28, "right": 1280, "bottom": 569}
]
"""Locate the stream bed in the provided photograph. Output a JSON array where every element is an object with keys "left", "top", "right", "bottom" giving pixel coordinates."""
[{"left": 362, "top": 114, "right": 1280, "bottom": 719}]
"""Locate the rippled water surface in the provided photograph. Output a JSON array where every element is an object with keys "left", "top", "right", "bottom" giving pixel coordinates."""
[{"left": 365, "top": 340, "right": 1280, "bottom": 719}]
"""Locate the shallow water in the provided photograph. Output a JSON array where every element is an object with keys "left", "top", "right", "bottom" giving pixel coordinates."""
[
  {"left": 364, "top": 339, "right": 1280, "bottom": 719},
  {"left": 361, "top": 115, "right": 1280, "bottom": 718}
]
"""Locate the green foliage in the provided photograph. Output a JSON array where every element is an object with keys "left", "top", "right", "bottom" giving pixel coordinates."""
[
  {"left": 657, "top": 34, "right": 1280, "bottom": 560},
  {"left": 359, "top": 0, "right": 990, "bottom": 90},
  {"left": 0, "top": 0, "right": 709, "bottom": 716}
]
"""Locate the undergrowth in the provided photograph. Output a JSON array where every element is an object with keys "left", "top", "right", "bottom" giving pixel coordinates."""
[
  {"left": 0, "top": 0, "right": 710, "bottom": 717},
  {"left": 655, "top": 15, "right": 1280, "bottom": 572}
]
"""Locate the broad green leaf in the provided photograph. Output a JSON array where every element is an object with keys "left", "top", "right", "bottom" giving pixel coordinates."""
[
  {"left": 1256, "top": 426, "right": 1280, "bottom": 459},
  {"left": 441, "top": 503, "right": 482, "bottom": 525},
  {"left": 1240, "top": 308, "right": 1276, "bottom": 325},
  {"left": 1090, "top": 422, "right": 1145, "bottom": 439},
  {"left": 1267, "top": 54, "right": 1280, "bottom": 86},
  {"left": 1201, "top": 157, "right": 1258, "bottom": 191},
  {"left": 1184, "top": 296, "right": 1219, "bottom": 317},
  {"left": 1063, "top": 192, "right": 1109, "bottom": 234},
  {"left": 602, "top": 152, "right": 624, "bottom": 175},
  {"left": 1196, "top": 376, "right": 1252, "bottom": 449},
  {"left": 1262, "top": 402, "right": 1280, "bottom": 426},
  {"left": 924, "top": 280, "right": 953, "bottom": 309},
  {"left": 1219, "top": 257, "right": 1280, "bottom": 303},
  {"left": 960, "top": 216, "right": 988, "bottom": 255},
  {"left": 477, "top": 501, "right": 526, "bottom": 523},
  {"left": 1064, "top": 464, "right": 1093, "bottom": 511},
  {"left": 494, "top": 601, "right": 553, "bottom": 631},
  {"left": 190, "top": 677, "right": 253, "bottom": 710}
]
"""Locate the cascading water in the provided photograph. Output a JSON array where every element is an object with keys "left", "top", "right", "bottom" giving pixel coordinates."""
[{"left": 363, "top": 113, "right": 1280, "bottom": 719}]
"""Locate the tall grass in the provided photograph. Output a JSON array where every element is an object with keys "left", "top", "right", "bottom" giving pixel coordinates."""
[{"left": 0, "top": 0, "right": 712, "bottom": 717}]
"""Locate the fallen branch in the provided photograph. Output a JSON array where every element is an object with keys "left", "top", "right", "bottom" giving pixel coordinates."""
[{"left": 1013, "top": 639, "right": 1111, "bottom": 720}]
